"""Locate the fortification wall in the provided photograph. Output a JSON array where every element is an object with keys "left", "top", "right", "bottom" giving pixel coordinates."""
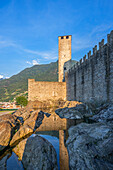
[
  {"left": 66, "top": 30, "right": 113, "bottom": 103},
  {"left": 28, "top": 79, "right": 66, "bottom": 101}
]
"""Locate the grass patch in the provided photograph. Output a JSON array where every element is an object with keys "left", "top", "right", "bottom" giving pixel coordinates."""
[{"left": 0, "top": 111, "right": 14, "bottom": 114}]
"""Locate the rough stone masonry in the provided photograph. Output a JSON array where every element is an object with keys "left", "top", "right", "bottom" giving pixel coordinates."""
[
  {"left": 28, "top": 35, "right": 71, "bottom": 101},
  {"left": 66, "top": 30, "right": 113, "bottom": 103},
  {"left": 28, "top": 31, "right": 113, "bottom": 103}
]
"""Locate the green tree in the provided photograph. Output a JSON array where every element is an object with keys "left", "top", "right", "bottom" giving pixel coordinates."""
[{"left": 16, "top": 96, "right": 28, "bottom": 107}]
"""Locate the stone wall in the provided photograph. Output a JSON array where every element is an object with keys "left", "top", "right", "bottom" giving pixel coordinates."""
[
  {"left": 66, "top": 30, "right": 113, "bottom": 103},
  {"left": 28, "top": 79, "right": 66, "bottom": 101},
  {"left": 63, "top": 60, "right": 77, "bottom": 82}
]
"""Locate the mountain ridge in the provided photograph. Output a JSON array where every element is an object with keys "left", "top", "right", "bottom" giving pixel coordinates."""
[{"left": 0, "top": 61, "right": 58, "bottom": 102}]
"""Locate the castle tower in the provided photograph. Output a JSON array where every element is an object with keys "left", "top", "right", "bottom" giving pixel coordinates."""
[{"left": 58, "top": 35, "right": 72, "bottom": 82}]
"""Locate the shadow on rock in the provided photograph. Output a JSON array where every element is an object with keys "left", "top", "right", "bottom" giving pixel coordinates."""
[{"left": 13, "top": 135, "right": 58, "bottom": 170}]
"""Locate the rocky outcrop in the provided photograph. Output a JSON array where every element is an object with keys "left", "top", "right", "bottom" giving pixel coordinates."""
[
  {"left": 0, "top": 114, "right": 20, "bottom": 151},
  {"left": 13, "top": 135, "right": 58, "bottom": 170},
  {"left": 27, "top": 100, "right": 81, "bottom": 109},
  {"left": 0, "top": 114, "right": 18, "bottom": 127},
  {"left": 0, "top": 122, "right": 12, "bottom": 151},
  {"left": 23, "top": 110, "right": 46, "bottom": 129},
  {"left": 10, "top": 125, "right": 33, "bottom": 147},
  {"left": 62, "top": 101, "right": 81, "bottom": 108},
  {"left": 55, "top": 103, "right": 92, "bottom": 119},
  {"left": 90, "top": 104, "right": 113, "bottom": 123},
  {"left": 1, "top": 101, "right": 113, "bottom": 170},
  {"left": 13, "top": 107, "right": 34, "bottom": 121},
  {"left": 66, "top": 122, "right": 113, "bottom": 170},
  {"left": 27, "top": 99, "right": 65, "bottom": 109},
  {"left": 10, "top": 110, "right": 50, "bottom": 146}
]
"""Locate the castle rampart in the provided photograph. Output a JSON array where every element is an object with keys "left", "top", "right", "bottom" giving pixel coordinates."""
[
  {"left": 28, "top": 31, "right": 113, "bottom": 103},
  {"left": 66, "top": 30, "right": 113, "bottom": 103},
  {"left": 28, "top": 79, "right": 66, "bottom": 101}
]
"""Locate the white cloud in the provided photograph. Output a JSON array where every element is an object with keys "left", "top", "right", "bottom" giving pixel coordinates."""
[
  {"left": 0, "top": 75, "right": 3, "bottom": 79},
  {"left": 26, "top": 61, "right": 32, "bottom": 65},
  {"left": 0, "top": 36, "right": 18, "bottom": 48},
  {"left": 0, "top": 36, "right": 58, "bottom": 61},
  {"left": 24, "top": 48, "right": 57, "bottom": 60},
  {"left": 32, "top": 60, "right": 39, "bottom": 65},
  {"left": 5, "top": 77, "right": 9, "bottom": 79},
  {"left": 26, "top": 60, "right": 40, "bottom": 65}
]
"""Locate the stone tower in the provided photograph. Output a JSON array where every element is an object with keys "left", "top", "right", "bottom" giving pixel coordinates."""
[{"left": 58, "top": 35, "right": 72, "bottom": 82}]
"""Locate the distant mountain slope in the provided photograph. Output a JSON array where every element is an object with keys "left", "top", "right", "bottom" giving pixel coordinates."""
[{"left": 0, "top": 61, "right": 58, "bottom": 102}]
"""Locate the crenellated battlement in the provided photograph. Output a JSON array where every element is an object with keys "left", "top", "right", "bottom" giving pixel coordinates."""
[
  {"left": 67, "top": 30, "right": 113, "bottom": 75},
  {"left": 66, "top": 30, "right": 113, "bottom": 102}
]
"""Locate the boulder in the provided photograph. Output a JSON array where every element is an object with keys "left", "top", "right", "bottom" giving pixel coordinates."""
[
  {"left": 0, "top": 114, "right": 18, "bottom": 127},
  {"left": 0, "top": 154, "right": 9, "bottom": 170},
  {"left": 55, "top": 103, "right": 92, "bottom": 119},
  {"left": 10, "top": 125, "right": 33, "bottom": 147},
  {"left": 90, "top": 104, "right": 113, "bottom": 123},
  {"left": 23, "top": 110, "right": 45, "bottom": 129},
  {"left": 14, "top": 107, "right": 34, "bottom": 121},
  {"left": 0, "top": 122, "right": 12, "bottom": 151},
  {"left": 13, "top": 135, "right": 58, "bottom": 170},
  {"left": 10, "top": 110, "right": 49, "bottom": 146},
  {"left": 0, "top": 114, "right": 19, "bottom": 151},
  {"left": 86, "top": 98, "right": 110, "bottom": 114},
  {"left": 66, "top": 122, "right": 113, "bottom": 170}
]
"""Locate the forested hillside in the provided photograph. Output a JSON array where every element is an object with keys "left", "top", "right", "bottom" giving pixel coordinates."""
[{"left": 0, "top": 61, "right": 58, "bottom": 101}]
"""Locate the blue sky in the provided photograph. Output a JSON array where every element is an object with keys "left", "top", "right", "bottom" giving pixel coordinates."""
[{"left": 0, "top": 0, "right": 113, "bottom": 78}]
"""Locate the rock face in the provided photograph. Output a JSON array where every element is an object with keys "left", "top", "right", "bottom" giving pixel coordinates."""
[
  {"left": 10, "top": 125, "right": 33, "bottom": 146},
  {"left": 27, "top": 100, "right": 81, "bottom": 109},
  {"left": 1, "top": 101, "right": 113, "bottom": 170},
  {"left": 10, "top": 110, "right": 50, "bottom": 146},
  {"left": 0, "top": 122, "right": 12, "bottom": 151},
  {"left": 90, "top": 104, "right": 113, "bottom": 123},
  {"left": 13, "top": 107, "right": 34, "bottom": 121},
  {"left": 55, "top": 103, "right": 92, "bottom": 119},
  {"left": 0, "top": 114, "right": 19, "bottom": 151},
  {"left": 0, "top": 154, "right": 9, "bottom": 170},
  {"left": 62, "top": 101, "right": 81, "bottom": 108},
  {"left": 27, "top": 100, "right": 65, "bottom": 109},
  {"left": 13, "top": 135, "right": 58, "bottom": 170},
  {"left": 66, "top": 122, "right": 113, "bottom": 170},
  {"left": 23, "top": 110, "right": 45, "bottom": 129}
]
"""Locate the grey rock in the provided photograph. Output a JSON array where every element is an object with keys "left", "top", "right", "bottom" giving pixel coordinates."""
[
  {"left": 55, "top": 103, "right": 92, "bottom": 119},
  {"left": 21, "top": 135, "right": 58, "bottom": 170},
  {"left": 10, "top": 110, "right": 46, "bottom": 146},
  {"left": 90, "top": 104, "right": 113, "bottom": 123},
  {"left": 66, "top": 122, "right": 113, "bottom": 170},
  {"left": 0, "top": 154, "right": 9, "bottom": 170}
]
